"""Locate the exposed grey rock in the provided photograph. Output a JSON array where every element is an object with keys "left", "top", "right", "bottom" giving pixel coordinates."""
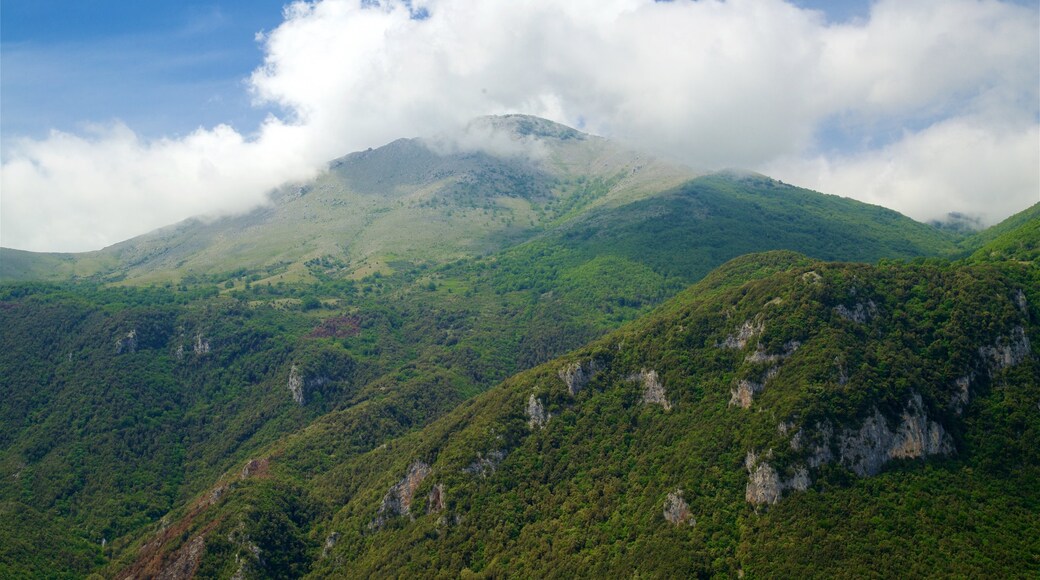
[
  {"left": 978, "top": 326, "right": 1031, "bottom": 376},
  {"left": 663, "top": 489, "right": 694, "bottom": 526},
  {"left": 558, "top": 359, "right": 601, "bottom": 396},
  {"left": 287, "top": 364, "right": 304, "bottom": 405},
  {"left": 193, "top": 333, "right": 210, "bottom": 355},
  {"left": 526, "top": 394, "right": 550, "bottom": 429},
  {"left": 115, "top": 329, "right": 138, "bottom": 354},
  {"left": 631, "top": 369, "right": 671, "bottom": 410},
  {"left": 802, "top": 271, "right": 822, "bottom": 284},
  {"left": 745, "top": 340, "right": 800, "bottom": 364},
  {"left": 372, "top": 461, "right": 431, "bottom": 529},
  {"left": 952, "top": 374, "right": 973, "bottom": 413},
  {"left": 838, "top": 393, "right": 954, "bottom": 477},
  {"left": 786, "top": 467, "right": 811, "bottom": 492},
  {"left": 730, "top": 379, "right": 762, "bottom": 409},
  {"left": 834, "top": 300, "right": 879, "bottom": 324},
  {"left": 321, "top": 532, "right": 340, "bottom": 559},
  {"left": 721, "top": 320, "right": 764, "bottom": 349},
  {"left": 464, "top": 450, "right": 506, "bottom": 478},
  {"left": 427, "top": 483, "right": 445, "bottom": 514},
  {"left": 156, "top": 535, "right": 205, "bottom": 580},
  {"left": 836, "top": 357, "right": 849, "bottom": 385},
  {"left": 1014, "top": 289, "right": 1028, "bottom": 315},
  {"left": 744, "top": 450, "right": 813, "bottom": 505},
  {"left": 175, "top": 345, "right": 185, "bottom": 360},
  {"left": 745, "top": 455, "right": 782, "bottom": 505}
]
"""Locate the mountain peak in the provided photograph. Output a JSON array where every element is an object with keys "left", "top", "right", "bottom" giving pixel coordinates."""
[{"left": 467, "top": 114, "right": 587, "bottom": 141}]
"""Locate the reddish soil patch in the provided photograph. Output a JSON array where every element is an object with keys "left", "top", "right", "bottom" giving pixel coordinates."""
[{"left": 308, "top": 315, "right": 361, "bottom": 338}]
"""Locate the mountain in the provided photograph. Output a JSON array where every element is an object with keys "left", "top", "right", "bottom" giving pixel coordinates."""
[
  {"left": 110, "top": 218, "right": 1038, "bottom": 578},
  {"left": 0, "top": 116, "right": 1020, "bottom": 578},
  {"left": 0, "top": 115, "right": 694, "bottom": 284},
  {"left": 0, "top": 115, "right": 961, "bottom": 285}
]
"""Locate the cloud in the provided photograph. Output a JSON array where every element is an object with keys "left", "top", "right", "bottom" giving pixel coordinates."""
[{"left": 2, "top": 0, "right": 1037, "bottom": 251}]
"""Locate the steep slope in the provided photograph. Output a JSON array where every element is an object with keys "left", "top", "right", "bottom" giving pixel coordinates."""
[
  {"left": 956, "top": 203, "right": 1040, "bottom": 259},
  {"left": 113, "top": 215, "right": 1039, "bottom": 578},
  {"left": 0, "top": 194, "right": 990, "bottom": 578}
]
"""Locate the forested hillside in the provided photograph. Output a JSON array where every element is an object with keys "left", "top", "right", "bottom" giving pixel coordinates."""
[
  {"left": 0, "top": 119, "right": 1030, "bottom": 579},
  {"left": 130, "top": 223, "right": 1037, "bottom": 578}
]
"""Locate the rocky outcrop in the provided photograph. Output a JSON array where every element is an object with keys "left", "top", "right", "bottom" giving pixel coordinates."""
[
  {"left": 730, "top": 379, "right": 762, "bottom": 409},
  {"left": 286, "top": 364, "right": 332, "bottom": 406},
  {"left": 747, "top": 393, "right": 953, "bottom": 505},
  {"left": 721, "top": 320, "right": 764, "bottom": 350},
  {"left": 731, "top": 356, "right": 787, "bottom": 409},
  {"left": 745, "top": 341, "right": 800, "bottom": 364},
  {"left": 464, "top": 450, "right": 506, "bottom": 478},
  {"left": 526, "top": 394, "right": 550, "bottom": 429},
  {"left": 193, "top": 333, "right": 210, "bottom": 355},
  {"left": 116, "top": 329, "right": 138, "bottom": 354},
  {"left": 948, "top": 326, "right": 1031, "bottom": 413},
  {"left": 631, "top": 369, "right": 671, "bottom": 410},
  {"left": 834, "top": 300, "right": 879, "bottom": 324},
  {"left": 321, "top": 532, "right": 340, "bottom": 559},
  {"left": 558, "top": 359, "right": 600, "bottom": 396},
  {"left": 287, "top": 364, "right": 304, "bottom": 405},
  {"left": 744, "top": 451, "right": 810, "bottom": 506},
  {"left": 1014, "top": 289, "right": 1028, "bottom": 315},
  {"left": 240, "top": 458, "right": 268, "bottom": 479},
  {"left": 837, "top": 393, "right": 954, "bottom": 477},
  {"left": 977, "top": 326, "right": 1031, "bottom": 377},
  {"left": 427, "top": 483, "right": 445, "bottom": 514},
  {"left": 663, "top": 489, "right": 694, "bottom": 526},
  {"left": 155, "top": 536, "right": 205, "bottom": 580},
  {"left": 372, "top": 461, "right": 431, "bottom": 529}
]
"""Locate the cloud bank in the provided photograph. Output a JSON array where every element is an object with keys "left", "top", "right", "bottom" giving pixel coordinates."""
[{"left": 2, "top": 0, "right": 1037, "bottom": 251}]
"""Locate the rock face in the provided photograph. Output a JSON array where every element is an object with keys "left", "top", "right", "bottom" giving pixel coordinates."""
[
  {"left": 464, "top": 450, "right": 506, "bottom": 478},
  {"left": 838, "top": 393, "right": 955, "bottom": 477},
  {"left": 286, "top": 364, "right": 333, "bottom": 406},
  {"left": 526, "top": 394, "right": 550, "bottom": 429},
  {"left": 744, "top": 451, "right": 810, "bottom": 506},
  {"left": 663, "top": 489, "right": 694, "bottom": 526},
  {"left": 721, "top": 320, "right": 764, "bottom": 349},
  {"left": 978, "top": 326, "right": 1031, "bottom": 376},
  {"left": 155, "top": 536, "right": 205, "bottom": 580},
  {"left": 372, "top": 461, "right": 431, "bottom": 529},
  {"left": 730, "top": 379, "right": 762, "bottom": 409},
  {"left": 116, "top": 329, "right": 138, "bottom": 354},
  {"left": 321, "top": 532, "right": 340, "bottom": 559},
  {"left": 558, "top": 359, "right": 600, "bottom": 396},
  {"left": 427, "top": 483, "right": 446, "bottom": 514},
  {"left": 746, "top": 392, "right": 954, "bottom": 505},
  {"left": 745, "top": 341, "right": 799, "bottom": 364},
  {"left": 632, "top": 369, "right": 671, "bottom": 410},
  {"left": 287, "top": 364, "right": 305, "bottom": 405},
  {"left": 834, "top": 300, "right": 879, "bottom": 324},
  {"left": 193, "top": 333, "right": 210, "bottom": 355}
]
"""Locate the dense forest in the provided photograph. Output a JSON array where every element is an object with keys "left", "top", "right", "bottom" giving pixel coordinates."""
[{"left": 0, "top": 139, "right": 1036, "bottom": 577}]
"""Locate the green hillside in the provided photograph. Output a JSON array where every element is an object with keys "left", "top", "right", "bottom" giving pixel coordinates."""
[
  {"left": 116, "top": 226, "right": 1037, "bottom": 578},
  {"left": 0, "top": 117, "right": 1027, "bottom": 578},
  {"left": 0, "top": 116, "right": 695, "bottom": 285}
]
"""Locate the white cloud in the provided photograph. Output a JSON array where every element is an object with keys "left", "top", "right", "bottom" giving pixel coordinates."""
[{"left": 2, "top": 0, "right": 1037, "bottom": 251}]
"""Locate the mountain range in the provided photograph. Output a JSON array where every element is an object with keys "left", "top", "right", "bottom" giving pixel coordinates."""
[{"left": 0, "top": 115, "right": 1036, "bottom": 578}]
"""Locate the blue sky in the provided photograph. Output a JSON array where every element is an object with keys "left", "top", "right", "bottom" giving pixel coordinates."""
[
  {"left": 1, "top": 0, "right": 1037, "bottom": 252},
  {"left": 1, "top": 0, "right": 288, "bottom": 141}
]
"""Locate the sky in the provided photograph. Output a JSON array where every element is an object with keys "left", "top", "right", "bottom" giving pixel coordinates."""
[{"left": 1, "top": 0, "right": 1038, "bottom": 252}]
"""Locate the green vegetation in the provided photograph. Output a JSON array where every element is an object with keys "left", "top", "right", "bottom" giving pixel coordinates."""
[{"left": 0, "top": 117, "right": 1033, "bottom": 577}]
